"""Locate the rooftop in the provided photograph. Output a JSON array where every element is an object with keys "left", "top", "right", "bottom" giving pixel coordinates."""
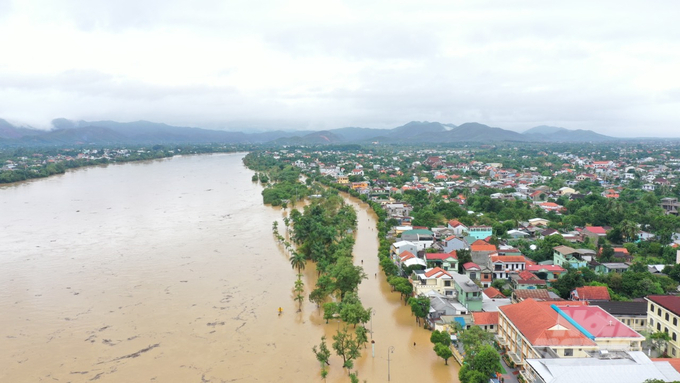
[
  {"left": 426, "top": 252, "right": 457, "bottom": 261},
  {"left": 472, "top": 311, "right": 499, "bottom": 326},
  {"left": 647, "top": 295, "right": 680, "bottom": 317},
  {"left": 527, "top": 264, "right": 566, "bottom": 273},
  {"left": 484, "top": 287, "right": 506, "bottom": 298},
  {"left": 423, "top": 267, "right": 453, "bottom": 279},
  {"left": 527, "top": 351, "right": 680, "bottom": 383},
  {"left": 574, "top": 286, "right": 611, "bottom": 301},
  {"left": 559, "top": 306, "right": 643, "bottom": 339},
  {"left": 490, "top": 255, "right": 526, "bottom": 263},
  {"left": 462, "top": 261, "right": 480, "bottom": 270},
  {"left": 513, "top": 289, "right": 553, "bottom": 301},
  {"left": 500, "top": 299, "right": 597, "bottom": 347},
  {"left": 591, "top": 301, "right": 647, "bottom": 316}
]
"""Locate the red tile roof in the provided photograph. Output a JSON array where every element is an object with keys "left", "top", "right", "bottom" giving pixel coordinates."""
[
  {"left": 463, "top": 262, "right": 480, "bottom": 270},
  {"left": 585, "top": 226, "right": 607, "bottom": 235},
  {"left": 473, "top": 311, "right": 499, "bottom": 326},
  {"left": 526, "top": 265, "right": 566, "bottom": 273},
  {"left": 513, "top": 289, "right": 552, "bottom": 301},
  {"left": 647, "top": 295, "right": 680, "bottom": 317},
  {"left": 484, "top": 287, "right": 506, "bottom": 298},
  {"left": 399, "top": 251, "right": 416, "bottom": 262},
  {"left": 471, "top": 240, "right": 497, "bottom": 252},
  {"left": 426, "top": 252, "right": 458, "bottom": 261},
  {"left": 559, "top": 306, "right": 643, "bottom": 339},
  {"left": 424, "top": 267, "right": 452, "bottom": 279},
  {"left": 574, "top": 286, "right": 611, "bottom": 301},
  {"left": 499, "top": 299, "right": 597, "bottom": 347},
  {"left": 490, "top": 255, "right": 526, "bottom": 264},
  {"left": 448, "top": 219, "right": 465, "bottom": 228},
  {"left": 518, "top": 270, "right": 539, "bottom": 280}
]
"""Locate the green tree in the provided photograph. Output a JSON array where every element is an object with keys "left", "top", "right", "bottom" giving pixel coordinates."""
[
  {"left": 329, "top": 257, "right": 367, "bottom": 299},
  {"left": 458, "top": 325, "right": 494, "bottom": 355},
  {"left": 290, "top": 251, "right": 307, "bottom": 274},
  {"left": 407, "top": 296, "right": 430, "bottom": 326},
  {"left": 430, "top": 329, "right": 451, "bottom": 347},
  {"left": 456, "top": 249, "right": 472, "bottom": 273},
  {"left": 434, "top": 343, "right": 453, "bottom": 365},
  {"left": 339, "top": 292, "right": 371, "bottom": 328},
  {"left": 332, "top": 326, "right": 361, "bottom": 373},
  {"left": 312, "top": 336, "right": 331, "bottom": 366}
]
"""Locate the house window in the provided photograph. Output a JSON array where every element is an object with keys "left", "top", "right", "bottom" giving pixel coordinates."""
[
  {"left": 666, "top": 313, "right": 670, "bottom": 321},
  {"left": 658, "top": 323, "right": 662, "bottom": 331},
  {"left": 674, "top": 349, "right": 677, "bottom": 357},
  {"left": 444, "top": 281, "right": 451, "bottom": 287},
  {"left": 470, "top": 272, "right": 477, "bottom": 280},
  {"left": 673, "top": 333, "right": 677, "bottom": 342},
  {"left": 651, "top": 304, "right": 655, "bottom": 312},
  {"left": 564, "top": 349, "right": 573, "bottom": 356},
  {"left": 674, "top": 318, "right": 677, "bottom": 326},
  {"left": 445, "top": 290, "right": 453, "bottom": 296},
  {"left": 659, "top": 308, "right": 662, "bottom": 316}
]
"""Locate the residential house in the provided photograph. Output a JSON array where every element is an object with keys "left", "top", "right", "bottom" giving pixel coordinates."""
[
  {"left": 468, "top": 225, "right": 493, "bottom": 240},
  {"left": 661, "top": 198, "right": 680, "bottom": 216},
  {"left": 612, "top": 247, "right": 633, "bottom": 263},
  {"left": 483, "top": 287, "right": 506, "bottom": 299},
  {"left": 526, "top": 264, "right": 566, "bottom": 283},
  {"left": 424, "top": 290, "right": 469, "bottom": 330},
  {"left": 447, "top": 219, "right": 469, "bottom": 236},
  {"left": 425, "top": 252, "right": 458, "bottom": 272},
  {"left": 595, "top": 262, "right": 629, "bottom": 274},
  {"left": 646, "top": 295, "right": 680, "bottom": 357},
  {"left": 411, "top": 267, "right": 456, "bottom": 297},
  {"left": 553, "top": 245, "right": 587, "bottom": 269},
  {"left": 472, "top": 311, "right": 499, "bottom": 333},
  {"left": 450, "top": 272, "right": 484, "bottom": 311},
  {"left": 400, "top": 229, "right": 434, "bottom": 251},
  {"left": 490, "top": 255, "right": 526, "bottom": 280},
  {"left": 442, "top": 235, "right": 468, "bottom": 253},
  {"left": 528, "top": 218, "right": 550, "bottom": 227},
  {"left": 511, "top": 270, "right": 547, "bottom": 290},
  {"left": 390, "top": 240, "right": 418, "bottom": 258},
  {"left": 395, "top": 251, "right": 426, "bottom": 274},
  {"left": 571, "top": 286, "right": 611, "bottom": 302},
  {"left": 583, "top": 226, "right": 608, "bottom": 241},
  {"left": 462, "top": 262, "right": 481, "bottom": 282}
]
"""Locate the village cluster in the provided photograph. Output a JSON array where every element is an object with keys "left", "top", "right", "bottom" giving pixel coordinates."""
[{"left": 271, "top": 143, "right": 680, "bottom": 383}]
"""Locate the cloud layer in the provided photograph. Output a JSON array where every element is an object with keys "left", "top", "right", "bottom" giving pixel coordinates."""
[{"left": 1, "top": 0, "right": 679, "bottom": 136}]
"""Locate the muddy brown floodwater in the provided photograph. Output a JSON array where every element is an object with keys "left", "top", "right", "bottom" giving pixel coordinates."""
[{"left": 0, "top": 153, "right": 459, "bottom": 382}]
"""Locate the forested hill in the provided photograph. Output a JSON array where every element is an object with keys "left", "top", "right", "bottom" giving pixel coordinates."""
[{"left": 0, "top": 118, "right": 622, "bottom": 147}]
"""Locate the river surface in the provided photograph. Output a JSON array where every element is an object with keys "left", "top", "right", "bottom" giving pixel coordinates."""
[{"left": 0, "top": 153, "right": 458, "bottom": 382}]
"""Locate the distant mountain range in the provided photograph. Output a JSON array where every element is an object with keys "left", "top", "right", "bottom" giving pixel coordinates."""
[{"left": 0, "top": 118, "right": 622, "bottom": 147}]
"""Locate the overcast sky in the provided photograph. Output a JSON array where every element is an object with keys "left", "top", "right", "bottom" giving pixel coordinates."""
[{"left": 1, "top": 0, "right": 679, "bottom": 136}]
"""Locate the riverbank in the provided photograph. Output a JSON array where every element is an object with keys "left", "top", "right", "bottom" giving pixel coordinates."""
[{"left": 0, "top": 145, "right": 251, "bottom": 185}]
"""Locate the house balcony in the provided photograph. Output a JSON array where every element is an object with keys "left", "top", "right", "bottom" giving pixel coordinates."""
[
  {"left": 507, "top": 350, "right": 524, "bottom": 366},
  {"left": 496, "top": 334, "right": 508, "bottom": 346}
]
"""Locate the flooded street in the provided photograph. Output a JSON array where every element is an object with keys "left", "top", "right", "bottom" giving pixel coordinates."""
[{"left": 0, "top": 153, "right": 458, "bottom": 382}]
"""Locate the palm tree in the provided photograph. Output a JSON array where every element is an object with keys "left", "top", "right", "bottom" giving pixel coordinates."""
[
  {"left": 620, "top": 220, "right": 638, "bottom": 243},
  {"left": 290, "top": 251, "right": 307, "bottom": 274}
]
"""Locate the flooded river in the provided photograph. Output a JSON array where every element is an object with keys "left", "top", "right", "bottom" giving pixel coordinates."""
[{"left": 0, "top": 153, "right": 458, "bottom": 382}]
